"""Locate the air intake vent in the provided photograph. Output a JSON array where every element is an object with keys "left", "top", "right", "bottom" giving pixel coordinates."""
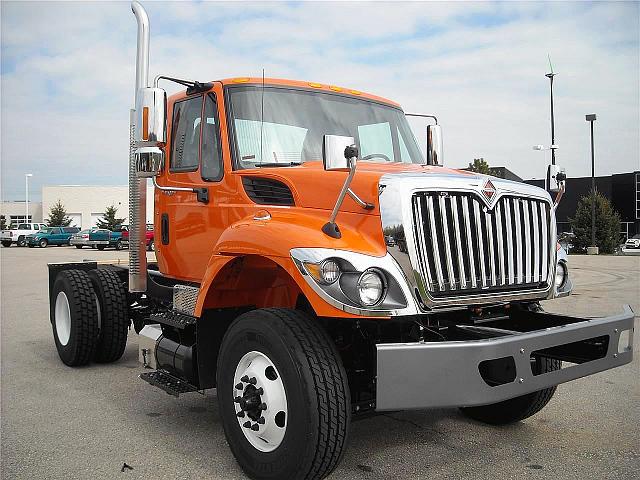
[{"left": 242, "top": 177, "right": 295, "bottom": 206}]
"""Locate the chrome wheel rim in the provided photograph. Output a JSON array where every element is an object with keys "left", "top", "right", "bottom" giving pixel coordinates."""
[
  {"left": 55, "top": 291, "right": 71, "bottom": 346},
  {"left": 233, "top": 351, "right": 287, "bottom": 452}
]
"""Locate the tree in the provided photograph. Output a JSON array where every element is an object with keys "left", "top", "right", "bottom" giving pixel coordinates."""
[
  {"left": 468, "top": 158, "right": 491, "bottom": 175},
  {"left": 47, "top": 200, "right": 72, "bottom": 227},
  {"left": 96, "top": 205, "right": 125, "bottom": 231},
  {"left": 569, "top": 192, "right": 621, "bottom": 254}
]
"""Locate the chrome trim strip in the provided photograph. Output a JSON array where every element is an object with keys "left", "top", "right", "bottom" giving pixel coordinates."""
[
  {"left": 504, "top": 199, "right": 515, "bottom": 284},
  {"left": 523, "top": 200, "right": 532, "bottom": 284},
  {"left": 439, "top": 195, "right": 456, "bottom": 290},
  {"left": 485, "top": 208, "right": 497, "bottom": 286},
  {"left": 427, "top": 195, "right": 445, "bottom": 291},
  {"left": 413, "top": 197, "right": 434, "bottom": 291},
  {"left": 540, "top": 202, "right": 548, "bottom": 282},
  {"left": 450, "top": 196, "right": 466, "bottom": 289},
  {"left": 513, "top": 198, "right": 523, "bottom": 284},
  {"left": 462, "top": 196, "right": 477, "bottom": 289},
  {"left": 494, "top": 201, "right": 505, "bottom": 285},
  {"left": 532, "top": 202, "right": 540, "bottom": 283},
  {"left": 473, "top": 200, "right": 487, "bottom": 288}
]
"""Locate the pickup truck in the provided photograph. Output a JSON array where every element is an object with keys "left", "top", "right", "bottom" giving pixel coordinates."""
[
  {"left": 26, "top": 226, "right": 80, "bottom": 248},
  {"left": 88, "top": 228, "right": 125, "bottom": 250},
  {"left": 121, "top": 224, "right": 154, "bottom": 251},
  {"left": 1, "top": 222, "right": 49, "bottom": 247}
]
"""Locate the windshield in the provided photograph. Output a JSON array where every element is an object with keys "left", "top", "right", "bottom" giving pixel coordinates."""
[{"left": 228, "top": 86, "right": 424, "bottom": 168}]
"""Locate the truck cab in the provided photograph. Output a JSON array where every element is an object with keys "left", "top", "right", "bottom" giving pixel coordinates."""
[{"left": 45, "top": 4, "right": 634, "bottom": 480}]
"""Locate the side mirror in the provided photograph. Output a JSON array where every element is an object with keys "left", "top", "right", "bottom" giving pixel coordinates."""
[
  {"left": 135, "top": 147, "right": 164, "bottom": 178},
  {"left": 323, "top": 135, "right": 356, "bottom": 171},
  {"left": 426, "top": 124, "right": 443, "bottom": 166},
  {"left": 547, "top": 164, "right": 566, "bottom": 193},
  {"left": 135, "top": 87, "right": 167, "bottom": 146}
]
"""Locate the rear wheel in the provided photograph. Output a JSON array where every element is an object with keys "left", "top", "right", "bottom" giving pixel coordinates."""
[
  {"left": 459, "top": 356, "right": 561, "bottom": 425},
  {"left": 39, "top": 239, "right": 48, "bottom": 248},
  {"left": 147, "top": 239, "right": 154, "bottom": 252},
  {"left": 217, "top": 308, "right": 350, "bottom": 480},
  {"left": 115, "top": 240, "right": 123, "bottom": 251},
  {"left": 1, "top": 241, "right": 11, "bottom": 247},
  {"left": 50, "top": 270, "right": 98, "bottom": 366},
  {"left": 17, "top": 236, "right": 26, "bottom": 247},
  {"left": 97, "top": 245, "right": 106, "bottom": 251},
  {"left": 88, "top": 269, "right": 129, "bottom": 363},
  {"left": 75, "top": 245, "right": 83, "bottom": 249}
]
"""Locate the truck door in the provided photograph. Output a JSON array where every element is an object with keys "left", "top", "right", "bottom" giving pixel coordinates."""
[{"left": 156, "top": 87, "right": 226, "bottom": 282}]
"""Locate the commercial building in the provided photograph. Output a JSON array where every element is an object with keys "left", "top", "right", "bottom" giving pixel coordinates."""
[
  {"left": 526, "top": 171, "right": 640, "bottom": 238},
  {"left": 1, "top": 185, "right": 153, "bottom": 230}
]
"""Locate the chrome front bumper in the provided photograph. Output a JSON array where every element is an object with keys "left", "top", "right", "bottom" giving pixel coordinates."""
[{"left": 376, "top": 305, "right": 635, "bottom": 411}]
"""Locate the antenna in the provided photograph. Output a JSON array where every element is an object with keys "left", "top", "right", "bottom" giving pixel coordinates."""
[
  {"left": 545, "top": 55, "right": 557, "bottom": 166},
  {"left": 260, "top": 68, "right": 265, "bottom": 164}
]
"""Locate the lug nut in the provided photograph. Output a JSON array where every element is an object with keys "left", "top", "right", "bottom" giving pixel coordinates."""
[
  {"left": 251, "top": 423, "right": 260, "bottom": 431},
  {"left": 234, "top": 396, "right": 242, "bottom": 403},
  {"left": 241, "top": 375, "right": 249, "bottom": 383},
  {"left": 257, "top": 417, "right": 265, "bottom": 424},
  {"left": 243, "top": 421, "right": 251, "bottom": 429},
  {"left": 237, "top": 411, "right": 245, "bottom": 418},
  {"left": 249, "top": 377, "right": 257, "bottom": 385},
  {"left": 259, "top": 403, "right": 267, "bottom": 411},
  {"left": 235, "top": 383, "right": 244, "bottom": 390}
]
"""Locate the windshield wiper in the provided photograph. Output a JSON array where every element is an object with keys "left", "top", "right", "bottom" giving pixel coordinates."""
[{"left": 255, "top": 162, "right": 302, "bottom": 168}]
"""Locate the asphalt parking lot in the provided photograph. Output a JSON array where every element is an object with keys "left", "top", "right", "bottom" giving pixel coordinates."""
[{"left": 1, "top": 246, "right": 639, "bottom": 479}]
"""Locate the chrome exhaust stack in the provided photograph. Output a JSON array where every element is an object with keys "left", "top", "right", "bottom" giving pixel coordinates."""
[{"left": 129, "top": 1, "right": 151, "bottom": 292}]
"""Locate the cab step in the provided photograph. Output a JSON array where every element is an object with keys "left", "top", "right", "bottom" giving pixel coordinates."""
[
  {"left": 139, "top": 370, "right": 200, "bottom": 397},
  {"left": 148, "top": 310, "right": 197, "bottom": 330}
]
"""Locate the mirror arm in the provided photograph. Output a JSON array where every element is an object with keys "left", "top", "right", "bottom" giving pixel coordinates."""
[
  {"left": 322, "top": 157, "right": 357, "bottom": 239},
  {"left": 347, "top": 188, "right": 374, "bottom": 210},
  {"left": 553, "top": 181, "right": 565, "bottom": 210},
  {"left": 406, "top": 113, "right": 438, "bottom": 124}
]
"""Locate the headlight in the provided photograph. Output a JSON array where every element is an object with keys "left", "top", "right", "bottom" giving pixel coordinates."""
[
  {"left": 357, "top": 269, "right": 386, "bottom": 306},
  {"left": 305, "top": 259, "right": 340, "bottom": 284},
  {"left": 555, "top": 262, "right": 567, "bottom": 289}
]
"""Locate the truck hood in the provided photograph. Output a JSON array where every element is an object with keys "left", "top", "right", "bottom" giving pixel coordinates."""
[{"left": 238, "top": 161, "right": 478, "bottom": 215}]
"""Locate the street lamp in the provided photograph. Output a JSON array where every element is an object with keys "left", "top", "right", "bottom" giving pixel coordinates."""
[
  {"left": 585, "top": 114, "right": 597, "bottom": 254},
  {"left": 25, "top": 173, "right": 33, "bottom": 223}
]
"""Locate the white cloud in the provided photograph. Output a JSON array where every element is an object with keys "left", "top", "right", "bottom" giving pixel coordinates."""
[{"left": 1, "top": 1, "right": 638, "bottom": 201}]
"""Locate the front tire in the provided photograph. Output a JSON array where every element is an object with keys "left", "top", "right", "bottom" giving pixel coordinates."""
[
  {"left": 88, "top": 269, "right": 129, "bottom": 363},
  {"left": 1, "top": 241, "right": 11, "bottom": 247},
  {"left": 459, "top": 356, "right": 561, "bottom": 425},
  {"left": 39, "top": 239, "right": 48, "bottom": 248},
  {"left": 75, "top": 245, "right": 83, "bottom": 249},
  {"left": 97, "top": 245, "right": 105, "bottom": 251},
  {"left": 50, "top": 270, "right": 98, "bottom": 366},
  {"left": 147, "top": 239, "right": 154, "bottom": 252},
  {"left": 115, "top": 240, "right": 122, "bottom": 251},
  {"left": 17, "top": 236, "right": 26, "bottom": 247},
  {"left": 217, "top": 308, "right": 350, "bottom": 480}
]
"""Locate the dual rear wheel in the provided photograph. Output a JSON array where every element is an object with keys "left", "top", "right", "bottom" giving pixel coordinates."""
[{"left": 51, "top": 269, "right": 129, "bottom": 366}]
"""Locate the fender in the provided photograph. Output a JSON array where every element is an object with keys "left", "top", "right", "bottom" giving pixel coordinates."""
[{"left": 194, "top": 208, "right": 386, "bottom": 317}]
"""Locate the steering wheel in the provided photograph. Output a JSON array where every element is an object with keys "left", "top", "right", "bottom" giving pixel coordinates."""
[{"left": 361, "top": 153, "right": 392, "bottom": 162}]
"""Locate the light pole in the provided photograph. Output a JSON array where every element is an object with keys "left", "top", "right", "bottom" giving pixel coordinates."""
[
  {"left": 25, "top": 173, "right": 33, "bottom": 223},
  {"left": 585, "top": 114, "right": 597, "bottom": 254}
]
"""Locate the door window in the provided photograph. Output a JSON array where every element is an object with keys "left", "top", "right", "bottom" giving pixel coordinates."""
[
  {"left": 201, "top": 94, "right": 223, "bottom": 181},
  {"left": 171, "top": 96, "right": 203, "bottom": 172}
]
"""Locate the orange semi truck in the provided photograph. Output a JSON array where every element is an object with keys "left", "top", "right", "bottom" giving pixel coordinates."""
[{"left": 47, "top": 3, "right": 634, "bottom": 479}]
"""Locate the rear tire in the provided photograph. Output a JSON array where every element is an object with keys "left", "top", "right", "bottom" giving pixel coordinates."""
[
  {"left": 88, "top": 269, "right": 129, "bottom": 363},
  {"left": 75, "top": 245, "right": 83, "bottom": 249},
  {"left": 50, "top": 270, "right": 98, "bottom": 366},
  {"left": 115, "top": 240, "right": 122, "bottom": 251},
  {"left": 1, "top": 241, "right": 11, "bottom": 247},
  {"left": 97, "top": 245, "right": 105, "bottom": 251},
  {"left": 459, "top": 357, "right": 561, "bottom": 425},
  {"left": 17, "top": 236, "right": 26, "bottom": 247},
  {"left": 147, "top": 240, "right": 154, "bottom": 252},
  {"left": 217, "top": 308, "right": 350, "bottom": 480}
]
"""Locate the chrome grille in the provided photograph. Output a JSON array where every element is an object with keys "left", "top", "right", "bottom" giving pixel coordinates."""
[{"left": 412, "top": 192, "right": 553, "bottom": 298}]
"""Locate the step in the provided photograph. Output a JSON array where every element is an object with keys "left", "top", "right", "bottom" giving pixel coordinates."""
[
  {"left": 148, "top": 310, "right": 197, "bottom": 330},
  {"left": 139, "top": 370, "right": 199, "bottom": 397}
]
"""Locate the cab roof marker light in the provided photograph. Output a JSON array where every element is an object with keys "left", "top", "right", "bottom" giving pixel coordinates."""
[
  {"left": 329, "top": 86, "right": 342, "bottom": 92},
  {"left": 308, "top": 82, "right": 323, "bottom": 88},
  {"left": 233, "top": 77, "right": 250, "bottom": 83}
]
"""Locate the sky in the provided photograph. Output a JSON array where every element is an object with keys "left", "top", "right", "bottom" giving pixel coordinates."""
[{"left": 1, "top": 0, "right": 638, "bottom": 201}]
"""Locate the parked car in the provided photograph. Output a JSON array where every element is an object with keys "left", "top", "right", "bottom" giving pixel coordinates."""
[
  {"left": 69, "top": 229, "right": 98, "bottom": 249},
  {"left": 625, "top": 234, "right": 640, "bottom": 249},
  {"left": 1, "top": 222, "right": 49, "bottom": 247},
  {"left": 89, "top": 228, "right": 125, "bottom": 250},
  {"left": 121, "top": 224, "right": 154, "bottom": 251},
  {"left": 26, "top": 226, "right": 80, "bottom": 248}
]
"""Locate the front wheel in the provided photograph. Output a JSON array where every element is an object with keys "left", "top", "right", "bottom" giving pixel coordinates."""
[
  {"left": 97, "top": 245, "right": 105, "bottom": 251},
  {"left": 459, "top": 356, "right": 561, "bottom": 425},
  {"left": 217, "top": 308, "right": 350, "bottom": 480},
  {"left": 1, "top": 241, "right": 11, "bottom": 247},
  {"left": 17, "top": 236, "right": 26, "bottom": 247},
  {"left": 115, "top": 240, "right": 122, "bottom": 251},
  {"left": 75, "top": 245, "right": 83, "bottom": 249},
  {"left": 39, "top": 239, "right": 48, "bottom": 248},
  {"left": 147, "top": 239, "right": 154, "bottom": 252}
]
